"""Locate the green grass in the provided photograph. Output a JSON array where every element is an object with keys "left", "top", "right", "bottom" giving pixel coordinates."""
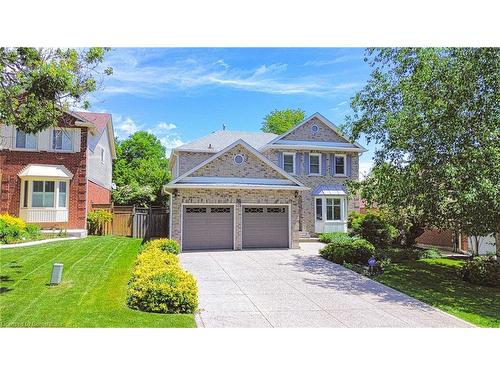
[
  {"left": 373, "top": 258, "right": 500, "bottom": 328},
  {"left": 0, "top": 236, "right": 196, "bottom": 327}
]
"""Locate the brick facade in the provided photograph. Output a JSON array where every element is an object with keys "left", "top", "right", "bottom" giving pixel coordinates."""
[
  {"left": 0, "top": 122, "right": 88, "bottom": 230},
  {"left": 171, "top": 188, "right": 300, "bottom": 250},
  {"left": 263, "top": 149, "right": 360, "bottom": 234},
  {"left": 282, "top": 118, "right": 349, "bottom": 143},
  {"left": 177, "top": 151, "right": 213, "bottom": 176},
  {"left": 191, "top": 145, "right": 282, "bottom": 179},
  {"left": 87, "top": 180, "right": 111, "bottom": 211},
  {"left": 417, "top": 229, "right": 468, "bottom": 252}
]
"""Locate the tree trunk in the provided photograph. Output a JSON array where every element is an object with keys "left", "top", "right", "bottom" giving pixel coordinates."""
[{"left": 496, "top": 231, "right": 500, "bottom": 264}]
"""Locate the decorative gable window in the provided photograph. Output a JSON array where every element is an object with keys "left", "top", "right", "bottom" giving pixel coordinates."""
[
  {"left": 283, "top": 152, "right": 295, "bottom": 174},
  {"left": 311, "top": 123, "right": 319, "bottom": 134},
  {"left": 52, "top": 129, "right": 73, "bottom": 151},
  {"left": 15, "top": 129, "right": 37, "bottom": 150},
  {"left": 335, "top": 155, "right": 346, "bottom": 175},
  {"left": 233, "top": 154, "right": 245, "bottom": 165},
  {"left": 309, "top": 153, "right": 321, "bottom": 175}
]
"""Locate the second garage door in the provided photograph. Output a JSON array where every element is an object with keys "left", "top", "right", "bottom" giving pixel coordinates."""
[
  {"left": 242, "top": 206, "right": 289, "bottom": 249},
  {"left": 182, "top": 205, "right": 234, "bottom": 250}
]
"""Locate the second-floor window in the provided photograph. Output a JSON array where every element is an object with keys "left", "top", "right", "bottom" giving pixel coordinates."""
[
  {"left": 335, "top": 155, "right": 346, "bottom": 175},
  {"left": 309, "top": 153, "right": 321, "bottom": 175},
  {"left": 15, "top": 129, "right": 37, "bottom": 150},
  {"left": 52, "top": 129, "right": 73, "bottom": 151},
  {"left": 283, "top": 153, "right": 295, "bottom": 174}
]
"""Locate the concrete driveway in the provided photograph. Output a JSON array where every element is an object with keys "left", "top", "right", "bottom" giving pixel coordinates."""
[{"left": 180, "top": 243, "right": 474, "bottom": 328}]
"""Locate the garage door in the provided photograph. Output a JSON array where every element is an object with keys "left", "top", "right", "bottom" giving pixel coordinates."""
[
  {"left": 182, "top": 206, "right": 234, "bottom": 250},
  {"left": 242, "top": 206, "right": 289, "bottom": 249}
]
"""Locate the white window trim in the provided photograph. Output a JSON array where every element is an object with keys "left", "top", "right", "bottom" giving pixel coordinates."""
[
  {"left": 283, "top": 152, "right": 296, "bottom": 175},
  {"left": 19, "top": 178, "right": 70, "bottom": 211},
  {"left": 325, "top": 197, "right": 343, "bottom": 222},
  {"left": 309, "top": 153, "right": 322, "bottom": 176},
  {"left": 315, "top": 196, "right": 347, "bottom": 223},
  {"left": 334, "top": 154, "right": 347, "bottom": 176},
  {"left": 51, "top": 128, "right": 74, "bottom": 153},
  {"left": 12, "top": 127, "right": 39, "bottom": 151}
]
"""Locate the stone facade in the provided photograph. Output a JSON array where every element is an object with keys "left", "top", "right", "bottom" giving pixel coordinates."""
[
  {"left": 264, "top": 149, "right": 360, "bottom": 234},
  {"left": 191, "top": 144, "right": 282, "bottom": 179},
  {"left": 282, "top": 118, "right": 349, "bottom": 143},
  {"left": 170, "top": 188, "right": 300, "bottom": 250},
  {"left": 177, "top": 151, "right": 214, "bottom": 176}
]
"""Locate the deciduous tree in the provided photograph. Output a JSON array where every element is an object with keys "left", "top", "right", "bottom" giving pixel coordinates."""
[
  {"left": 261, "top": 108, "right": 305, "bottom": 134},
  {"left": 346, "top": 48, "right": 500, "bottom": 259},
  {"left": 0, "top": 47, "right": 112, "bottom": 133}
]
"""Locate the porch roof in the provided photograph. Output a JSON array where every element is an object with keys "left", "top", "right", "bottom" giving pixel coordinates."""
[{"left": 312, "top": 184, "right": 347, "bottom": 196}]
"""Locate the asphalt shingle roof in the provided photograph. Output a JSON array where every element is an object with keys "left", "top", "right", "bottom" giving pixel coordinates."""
[{"left": 176, "top": 130, "right": 277, "bottom": 152}]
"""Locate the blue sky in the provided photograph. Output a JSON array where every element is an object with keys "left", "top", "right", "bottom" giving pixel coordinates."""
[{"left": 90, "top": 48, "right": 374, "bottom": 176}]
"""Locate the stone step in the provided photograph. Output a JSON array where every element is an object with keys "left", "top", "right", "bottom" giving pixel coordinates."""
[{"left": 299, "top": 237, "right": 321, "bottom": 243}]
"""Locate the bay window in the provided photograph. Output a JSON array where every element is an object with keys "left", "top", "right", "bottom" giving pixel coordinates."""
[
  {"left": 315, "top": 198, "right": 323, "bottom": 220},
  {"left": 326, "top": 198, "right": 342, "bottom": 221},
  {"left": 32, "top": 181, "right": 55, "bottom": 208}
]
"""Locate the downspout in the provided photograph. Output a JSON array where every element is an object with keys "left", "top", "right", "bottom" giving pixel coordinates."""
[{"left": 164, "top": 190, "right": 173, "bottom": 239}]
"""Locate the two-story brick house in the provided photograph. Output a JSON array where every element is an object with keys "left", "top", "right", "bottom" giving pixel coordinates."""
[
  {"left": 165, "top": 113, "right": 366, "bottom": 251},
  {"left": 0, "top": 110, "right": 115, "bottom": 235}
]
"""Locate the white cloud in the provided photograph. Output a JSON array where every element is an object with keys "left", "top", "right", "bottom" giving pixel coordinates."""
[
  {"left": 101, "top": 50, "right": 360, "bottom": 97},
  {"left": 115, "top": 117, "right": 141, "bottom": 138},
  {"left": 156, "top": 122, "right": 177, "bottom": 131},
  {"left": 159, "top": 136, "right": 185, "bottom": 156},
  {"left": 304, "top": 55, "right": 359, "bottom": 66}
]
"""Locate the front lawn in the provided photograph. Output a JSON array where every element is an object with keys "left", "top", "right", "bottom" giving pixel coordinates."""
[
  {"left": 0, "top": 236, "right": 196, "bottom": 327},
  {"left": 373, "top": 258, "right": 500, "bottom": 328}
]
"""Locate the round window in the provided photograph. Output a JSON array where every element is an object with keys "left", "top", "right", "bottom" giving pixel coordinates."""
[
  {"left": 311, "top": 124, "right": 319, "bottom": 134},
  {"left": 233, "top": 154, "right": 245, "bottom": 165}
]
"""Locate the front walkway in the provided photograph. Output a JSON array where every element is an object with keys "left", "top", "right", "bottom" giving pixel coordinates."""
[{"left": 180, "top": 243, "right": 474, "bottom": 328}]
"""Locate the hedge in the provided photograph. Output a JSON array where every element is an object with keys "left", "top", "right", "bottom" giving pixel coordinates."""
[
  {"left": 320, "top": 236, "right": 375, "bottom": 265},
  {"left": 127, "top": 240, "right": 198, "bottom": 314}
]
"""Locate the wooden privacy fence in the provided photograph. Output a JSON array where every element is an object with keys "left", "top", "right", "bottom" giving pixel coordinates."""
[{"left": 91, "top": 204, "right": 169, "bottom": 239}]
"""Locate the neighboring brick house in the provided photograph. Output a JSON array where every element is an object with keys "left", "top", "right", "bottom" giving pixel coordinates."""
[
  {"left": 0, "top": 110, "right": 115, "bottom": 234},
  {"left": 165, "top": 113, "right": 366, "bottom": 251}
]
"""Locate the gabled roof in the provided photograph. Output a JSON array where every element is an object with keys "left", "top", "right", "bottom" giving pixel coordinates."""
[
  {"left": 74, "top": 111, "right": 116, "bottom": 159},
  {"left": 266, "top": 112, "right": 367, "bottom": 153},
  {"left": 166, "top": 139, "right": 308, "bottom": 191},
  {"left": 174, "top": 130, "right": 277, "bottom": 153}
]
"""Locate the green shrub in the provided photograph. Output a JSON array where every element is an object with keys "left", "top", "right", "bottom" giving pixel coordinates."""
[
  {"left": 320, "top": 237, "right": 375, "bottom": 265},
  {"left": 459, "top": 256, "right": 500, "bottom": 287},
  {"left": 142, "top": 238, "right": 180, "bottom": 255},
  {"left": 0, "top": 214, "right": 40, "bottom": 244},
  {"left": 127, "top": 247, "right": 198, "bottom": 314},
  {"left": 87, "top": 210, "right": 113, "bottom": 235},
  {"left": 319, "top": 232, "right": 350, "bottom": 243},
  {"left": 421, "top": 247, "right": 442, "bottom": 259},
  {"left": 349, "top": 211, "right": 398, "bottom": 248}
]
